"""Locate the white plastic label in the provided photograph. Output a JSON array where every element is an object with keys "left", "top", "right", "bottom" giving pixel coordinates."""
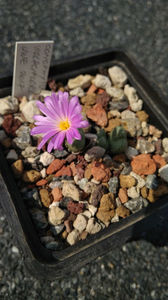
[{"left": 12, "top": 41, "right": 54, "bottom": 98}]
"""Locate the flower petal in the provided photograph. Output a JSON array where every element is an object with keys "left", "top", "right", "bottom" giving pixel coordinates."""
[
  {"left": 70, "top": 114, "right": 83, "bottom": 124},
  {"left": 37, "top": 130, "right": 57, "bottom": 150},
  {"left": 78, "top": 120, "right": 89, "bottom": 128},
  {"left": 31, "top": 126, "right": 48, "bottom": 135},
  {"left": 31, "top": 125, "right": 57, "bottom": 135},
  {"left": 53, "top": 131, "right": 65, "bottom": 150},
  {"left": 68, "top": 96, "right": 80, "bottom": 117},
  {"left": 36, "top": 101, "right": 56, "bottom": 119},
  {"left": 60, "top": 93, "right": 69, "bottom": 118},
  {"left": 45, "top": 96, "right": 63, "bottom": 118},
  {"left": 33, "top": 115, "right": 46, "bottom": 122},
  {"left": 47, "top": 138, "right": 54, "bottom": 153},
  {"left": 66, "top": 130, "right": 74, "bottom": 144},
  {"left": 30, "top": 91, "right": 89, "bottom": 151},
  {"left": 34, "top": 121, "right": 56, "bottom": 126},
  {"left": 70, "top": 128, "right": 81, "bottom": 140}
]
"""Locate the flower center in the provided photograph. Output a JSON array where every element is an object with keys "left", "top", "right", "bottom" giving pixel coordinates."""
[{"left": 59, "top": 119, "right": 70, "bottom": 130}]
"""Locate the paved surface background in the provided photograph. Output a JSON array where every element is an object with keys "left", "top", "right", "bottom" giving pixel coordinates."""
[{"left": 0, "top": 0, "right": 168, "bottom": 299}]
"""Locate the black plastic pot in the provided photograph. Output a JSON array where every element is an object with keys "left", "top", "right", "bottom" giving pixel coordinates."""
[{"left": 0, "top": 49, "right": 168, "bottom": 280}]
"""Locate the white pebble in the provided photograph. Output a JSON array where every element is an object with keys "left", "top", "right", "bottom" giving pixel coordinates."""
[
  {"left": 86, "top": 217, "right": 101, "bottom": 234},
  {"left": 40, "top": 90, "right": 52, "bottom": 97},
  {"left": 39, "top": 152, "right": 55, "bottom": 167},
  {"left": 21, "top": 101, "right": 41, "bottom": 123},
  {"left": 27, "top": 157, "right": 36, "bottom": 164},
  {"left": 67, "top": 229, "right": 79, "bottom": 245},
  {"left": 88, "top": 204, "right": 97, "bottom": 216},
  {"left": 0, "top": 96, "right": 18, "bottom": 115},
  {"left": 141, "top": 121, "right": 149, "bottom": 136},
  {"left": 108, "top": 65, "right": 127, "bottom": 88},
  {"left": 127, "top": 186, "right": 140, "bottom": 198},
  {"left": 92, "top": 74, "right": 111, "bottom": 90},
  {"left": 48, "top": 206, "right": 66, "bottom": 225},
  {"left": 73, "top": 214, "right": 87, "bottom": 233},
  {"left": 116, "top": 197, "right": 122, "bottom": 207},
  {"left": 68, "top": 74, "right": 92, "bottom": 89},
  {"left": 40, "top": 168, "right": 46, "bottom": 178},
  {"left": 82, "top": 210, "right": 92, "bottom": 219},
  {"left": 70, "top": 87, "right": 85, "bottom": 98},
  {"left": 124, "top": 84, "right": 139, "bottom": 104},
  {"left": 162, "top": 138, "right": 168, "bottom": 153},
  {"left": 130, "top": 171, "right": 145, "bottom": 188},
  {"left": 11, "top": 246, "right": 19, "bottom": 254},
  {"left": 106, "top": 86, "right": 124, "bottom": 101},
  {"left": 130, "top": 99, "right": 143, "bottom": 112},
  {"left": 91, "top": 178, "right": 100, "bottom": 185},
  {"left": 111, "top": 213, "right": 119, "bottom": 223},
  {"left": 19, "top": 96, "right": 28, "bottom": 111},
  {"left": 49, "top": 202, "right": 59, "bottom": 208},
  {"left": 121, "top": 110, "right": 136, "bottom": 119}
]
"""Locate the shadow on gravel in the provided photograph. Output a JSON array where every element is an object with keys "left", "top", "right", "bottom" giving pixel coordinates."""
[{"left": 129, "top": 196, "right": 168, "bottom": 247}]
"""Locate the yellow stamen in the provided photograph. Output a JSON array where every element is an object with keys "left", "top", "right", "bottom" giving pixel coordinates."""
[{"left": 59, "top": 119, "right": 70, "bottom": 130}]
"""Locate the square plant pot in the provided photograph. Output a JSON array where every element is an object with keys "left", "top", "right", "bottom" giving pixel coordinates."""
[{"left": 0, "top": 48, "right": 168, "bottom": 280}]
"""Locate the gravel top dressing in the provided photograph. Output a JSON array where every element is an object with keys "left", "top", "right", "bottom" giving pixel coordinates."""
[{"left": 0, "top": 65, "right": 168, "bottom": 252}]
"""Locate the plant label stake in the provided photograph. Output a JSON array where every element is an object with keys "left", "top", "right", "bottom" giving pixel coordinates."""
[{"left": 12, "top": 41, "right": 54, "bottom": 98}]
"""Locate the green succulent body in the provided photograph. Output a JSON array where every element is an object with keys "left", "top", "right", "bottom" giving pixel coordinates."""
[
  {"left": 96, "top": 126, "right": 127, "bottom": 154},
  {"left": 108, "top": 126, "right": 128, "bottom": 154},
  {"left": 97, "top": 129, "right": 109, "bottom": 150}
]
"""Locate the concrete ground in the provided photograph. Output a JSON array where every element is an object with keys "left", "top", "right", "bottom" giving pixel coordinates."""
[{"left": 0, "top": 0, "right": 168, "bottom": 299}]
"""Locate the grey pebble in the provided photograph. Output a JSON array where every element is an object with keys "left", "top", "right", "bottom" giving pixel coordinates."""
[
  {"left": 77, "top": 178, "right": 88, "bottom": 190},
  {"left": 121, "top": 163, "right": 132, "bottom": 175},
  {"left": 109, "top": 99, "right": 129, "bottom": 111},
  {"left": 125, "top": 146, "right": 139, "bottom": 160},
  {"left": 45, "top": 241, "right": 60, "bottom": 250},
  {"left": 22, "top": 189, "right": 42, "bottom": 208},
  {"left": 145, "top": 174, "right": 158, "bottom": 190},
  {"left": 29, "top": 208, "right": 48, "bottom": 229},
  {"left": 108, "top": 177, "right": 119, "bottom": 194},
  {"left": 159, "top": 164, "right": 168, "bottom": 183},
  {"left": 6, "top": 149, "right": 18, "bottom": 161},
  {"left": 40, "top": 236, "right": 55, "bottom": 244},
  {"left": 59, "top": 197, "right": 72, "bottom": 209},
  {"left": 50, "top": 224, "right": 65, "bottom": 236},
  {"left": 84, "top": 146, "right": 106, "bottom": 162},
  {"left": 136, "top": 139, "right": 155, "bottom": 154},
  {"left": 21, "top": 146, "right": 39, "bottom": 158},
  {"left": 49, "top": 180, "right": 63, "bottom": 189},
  {"left": 53, "top": 149, "right": 69, "bottom": 158},
  {"left": 13, "top": 125, "right": 31, "bottom": 150},
  {"left": 0, "top": 129, "right": 7, "bottom": 141},
  {"left": 124, "top": 197, "right": 149, "bottom": 213}
]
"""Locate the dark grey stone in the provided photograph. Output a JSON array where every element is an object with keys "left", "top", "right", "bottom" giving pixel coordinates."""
[
  {"left": 109, "top": 100, "right": 129, "bottom": 111},
  {"left": 50, "top": 224, "right": 65, "bottom": 236},
  {"left": 124, "top": 197, "right": 149, "bottom": 213},
  {"left": 145, "top": 174, "right": 159, "bottom": 190},
  {"left": 53, "top": 149, "right": 69, "bottom": 158},
  {"left": 108, "top": 177, "right": 119, "bottom": 194}
]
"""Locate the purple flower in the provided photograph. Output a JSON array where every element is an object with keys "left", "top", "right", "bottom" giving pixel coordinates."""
[{"left": 30, "top": 91, "right": 89, "bottom": 152}]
